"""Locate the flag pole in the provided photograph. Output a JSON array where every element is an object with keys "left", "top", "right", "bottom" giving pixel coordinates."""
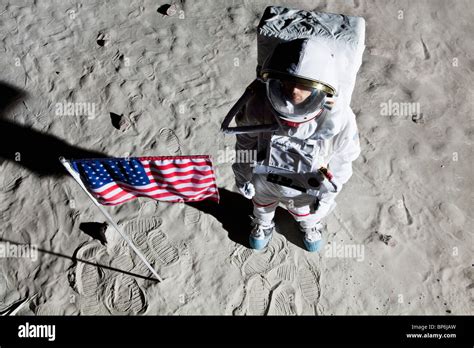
[{"left": 59, "top": 156, "right": 163, "bottom": 282}]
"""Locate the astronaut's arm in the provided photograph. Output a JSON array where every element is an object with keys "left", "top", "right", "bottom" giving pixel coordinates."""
[
  {"left": 232, "top": 133, "right": 258, "bottom": 187},
  {"left": 231, "top": 106, "right": 258, "bottom": 188},
  {"left": 311, "top": 128, "right": 360, "bottom": 220},
  {"left": 327, "top": 126, "right": 361, "bottom": 195}
]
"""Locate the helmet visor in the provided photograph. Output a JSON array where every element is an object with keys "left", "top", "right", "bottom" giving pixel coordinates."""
[{"left": 266, "top": 78, "right": 326, "bottom": 122}]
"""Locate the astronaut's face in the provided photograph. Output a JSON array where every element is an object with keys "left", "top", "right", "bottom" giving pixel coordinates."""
[{"left": 282, "top": 81, "right": 313, "bottom": 105}]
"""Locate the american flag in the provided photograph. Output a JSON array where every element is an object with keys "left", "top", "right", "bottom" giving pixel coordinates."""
[{"left": 70, "top": 156, "right": 219, "bottom": 205}]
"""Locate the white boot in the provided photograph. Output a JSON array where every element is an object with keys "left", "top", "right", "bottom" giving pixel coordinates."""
[
  {"left": 249, "top": 217, "right": 275, "bottom": 250},
  {"left": 298, "top": 222, "right": 324, "bottom": 252}
]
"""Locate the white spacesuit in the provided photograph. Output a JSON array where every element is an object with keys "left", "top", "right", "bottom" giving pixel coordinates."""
[{"left": 231, "top": 38, "right": 361, "bottom": 252}]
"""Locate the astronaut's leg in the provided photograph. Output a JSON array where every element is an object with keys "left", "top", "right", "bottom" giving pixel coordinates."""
[
  {"left": 286, "top": 195, "right": 331, "bottom": 252},
  {"left": 251, "top": 175, "right": 280, "bottom": 224},
  {"left": 287, "top": 204, "right": 319, "bottom": 229},
  {"left": 289, "top": 193, "right": 338, "bottom": 225},
  {"left": 252, "top": 197, "right": 278, "bottom": 226},
  {"left": 248, "top": 175, "right": 280, "bottom": 250}
]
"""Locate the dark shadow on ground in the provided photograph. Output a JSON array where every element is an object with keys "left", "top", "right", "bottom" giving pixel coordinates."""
[
  {"left": 0, "top": 82, "right": 107, "bottom": 177},
  {"left": 157, "top": 4, "right": 174, "bottom": 15},
  {"left": 274, "top": 206, "right": 306, "bottom": 249},
  {"left": 79, "top": 222, "right": 108, "bottom": 245},
  {"left": 186, "top": 188, "right": 253, "bottom": 247},
  {"left": 187, "top": 188, "right": 307, "bottom": 250}
]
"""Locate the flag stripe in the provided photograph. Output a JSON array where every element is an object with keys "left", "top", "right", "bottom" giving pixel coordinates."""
[
  {"left": 144, "top": 163, "right": 213, "bottom": 173},
  {"left": 105, "top": 192, "right": 219, "bottom": 206},
  {"left": 93, "top": 175, "right": 216, "bottom": 196},
  {"left": 144, "top": 160, "right": 210, "bottom": 170},
  {"left": 99, "top": 183, "right": 218, "bottom": 201},
  {"left": 99, "top": 187, "right": 219, "bottom": 205},
  {"left": 91, "top": 173, "right": 216, "bottom": 193},
  {"left": 145, "top": 166, "right": 214, "bottom": 177},
  {"left": 71, "top": 156, "right": 219, "bottom": 206},
  {"left": 145, "top": 169, "right": 215, "bottom": 181}
]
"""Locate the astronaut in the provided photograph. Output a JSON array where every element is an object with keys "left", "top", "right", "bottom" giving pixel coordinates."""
[{"left": 231, "top": 38, "right": 361, "bottom": 252}]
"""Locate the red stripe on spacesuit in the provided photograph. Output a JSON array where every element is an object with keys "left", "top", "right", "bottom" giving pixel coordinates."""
[
  {"left": 280, "top": 108, "right": 324, "bottom": 128},
  {"left": 252, "top": 199, "right": 277, "bottom": 207},
  {"left": 288, "top": 210, "right": 311, "bottom": 217}
]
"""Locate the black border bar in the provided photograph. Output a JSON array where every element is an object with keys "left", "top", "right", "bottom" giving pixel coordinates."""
[{"left": 0, "top": 315, "right": 472, "bottom": 346}]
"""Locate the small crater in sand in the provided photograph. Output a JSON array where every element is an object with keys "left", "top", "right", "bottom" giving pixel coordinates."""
[
  {"left": 411, "top": 112, "right": 425, "bottom": 124},
  {"left": 110, "top": 112, "right": 131, "bottom": 131},
  {"left": 158, "top": 4, "right": 177, "bottom": 16},
  {"left": 378, "top": 233, "right": 397, "bottom": 247},
  {"left": 96, "top": 32, "right": 108, "bottom": 47}
]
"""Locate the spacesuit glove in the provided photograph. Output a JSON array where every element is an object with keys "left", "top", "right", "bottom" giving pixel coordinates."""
[{"left": 238, "top": 181, "right": 255, "bottom": 199}]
